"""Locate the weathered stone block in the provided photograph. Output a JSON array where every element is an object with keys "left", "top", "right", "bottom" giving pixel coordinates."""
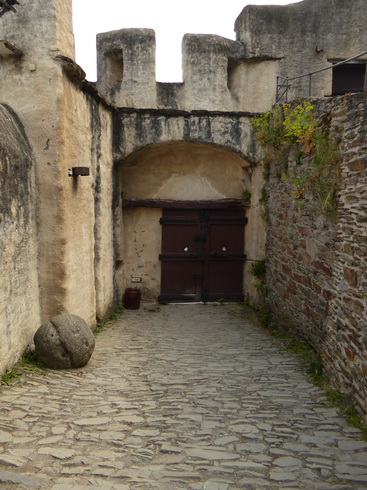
[
  {"left": 343, "top": 267, "right": 358, "bottom": 287},
  {"left": 34, "top": 314, "right": 95, "bottom": 369},
  {"left": 347, "top": 159, "right": 367, "bottom": 171},
  {"left": 344, "top": 347, "right": 356, "bottom": 361}
]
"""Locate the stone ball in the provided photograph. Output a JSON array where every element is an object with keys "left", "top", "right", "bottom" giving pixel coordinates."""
[{"left": 34, "top": 313, "right": 95, "bottom": 369}]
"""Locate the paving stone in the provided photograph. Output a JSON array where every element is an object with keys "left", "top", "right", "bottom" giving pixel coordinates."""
[
  {"left": 100, "top": 431, "right": 126, "bottom": 442},
  {"left": 185, "top": 448, "right": 241, "bottom": 460},
  {"left": 273, "top": 456, "right": 303, "bottom": 468},
  {"left": 36, "top": 435, "right": 64, "bottom": 445},
  {"left": 338, "top": 440, "right": 367, "bottom": 451},
  {"left": 236, "top": 442, "right": 267, "bottom": 453},
  {"left": 221, "top": 461, "right": 268, "bottom": 472},
  {"left": 159, "top": 445, "right": 183, "bottom": 454},
  {"left": 51, "top": 426, "right": 67, "bottom": 435},
  {"left": 91, "top": 467, "right": 115, "bottom": 477},
  {"left": 8, "top": 448, "right": 33, "bottom": 458},
  {"left": 320, "top": 468, "right": 333, "bottom": 478},
  {"left": 0, "top": 468, "right": 46, "bottom": 487},
  {"left": 238, "top": 476, "right": 272, "bottom": 487},
  {"left": 159, "top": 470, "right": 201, "bottom": 479},
  {"left": 214, "top": 436, "right": 239, "bottom": 446},
  {"left": 335, "top": 463, "right": 367, "bottom": 476},
  {"left": 38, "top": 447, "right": 76, "bottom": 459},
  {"left": 203, "top": 480, "right": 230, "bottom": 489},
  {"left": 61, "top": 466, "right": 88, "bottom": 475},
  {"left": 6, "top": 410, "right": 27, "bottom": 420},
  {"left": 231, "top": 423, "right": 259, "bottom": 435},
  {"left": 0, "top": 454, "right": 27, "bottom": 467},
  {"left": 12, "top": 436, "right": 37, "bottom": 445},
  {"left": 269, "top": 470, "right": 298, "bottom": 481},
  {"left": 132, "top": 429, "right": 160, "bottom": 437},
  {"left": 73, "top": 416, "right": 111, "bottom": 426},
  {"left": 0, "top": 430, "right": 12, "bottom": 443}
]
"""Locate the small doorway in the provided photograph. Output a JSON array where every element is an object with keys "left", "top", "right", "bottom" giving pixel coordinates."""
[{"left": 159, "top": 208, "right": 247, "bottom": 303}]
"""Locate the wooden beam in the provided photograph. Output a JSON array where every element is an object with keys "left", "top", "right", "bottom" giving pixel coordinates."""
[{"left": 122, "top": 198, "right": 250, "bottom": 209}]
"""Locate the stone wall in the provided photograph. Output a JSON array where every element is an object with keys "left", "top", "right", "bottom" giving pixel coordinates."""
[
  {"left": 0, "top": 105, "right": 41, "bottom": 373},
  {"left": 323, "top": 95, "right": 367, "bottom": 418},
  {"left": 0, "top": 0, "right": 116, "bottom": 328},
  {"left": 59, "top": 75, "right": 115, "bottom": 325},
  {"left": 235, "top": 0, "right": 367, "bottom": 102},
  {"left": 264, "top": 94, "right": 367, "bottom": 421}
]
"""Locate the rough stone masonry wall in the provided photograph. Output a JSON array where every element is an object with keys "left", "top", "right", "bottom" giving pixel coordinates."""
[
  {"left": 265, "top": 94, "right": 367, "bottom": 421},
  {"left": 323, "top": 95, "right": 367, "bottom": 417},
  {"left": 0, "top": 105, "right": 41, "bottom": 374}
]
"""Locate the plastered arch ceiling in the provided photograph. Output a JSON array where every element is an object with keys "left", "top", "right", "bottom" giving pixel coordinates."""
[{"left": 120, "top": 141, "right": 250, "bottom": 201}]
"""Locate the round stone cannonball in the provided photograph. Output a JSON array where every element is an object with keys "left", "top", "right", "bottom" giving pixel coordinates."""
[{"left": 34, "top": 313, "right": 95, "bottom": 369}]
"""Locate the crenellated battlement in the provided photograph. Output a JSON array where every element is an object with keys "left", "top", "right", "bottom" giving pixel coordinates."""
[
  {"left": 97, "top": 29, "right": 245, "bottom": 112},
  {"left": 96, "top": 28, "right": 276, "bottom": 113}
]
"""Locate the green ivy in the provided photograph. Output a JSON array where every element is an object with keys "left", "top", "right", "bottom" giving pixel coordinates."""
[
  {"left": 283, "top": 101, "right": 316, "bottom": 150},
  {"left": 1, "top": 368, "right": 22, "bottom": 386},
  {"left": 250, "top": 260, "right": 266, "bottom": 279},
  {"left": 251, "top": 101, "right": 341, "bottom": 216}
]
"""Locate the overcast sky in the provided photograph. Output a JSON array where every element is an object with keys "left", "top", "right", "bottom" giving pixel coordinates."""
[{"left": 72, "top": 0, "right": 301, "bottom": 82}]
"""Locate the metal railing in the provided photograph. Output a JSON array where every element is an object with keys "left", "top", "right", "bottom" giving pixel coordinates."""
[{"left": 276, "top": 50, "right": 367, "bottom": 103}]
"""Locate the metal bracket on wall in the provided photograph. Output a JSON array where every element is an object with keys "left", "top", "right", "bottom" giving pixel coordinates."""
[
  {"left": 68, "top": 167, "right": 90, "bottom": 177},
  {"left": 0, "top": 0, "right": 19, "bottom": 17}
]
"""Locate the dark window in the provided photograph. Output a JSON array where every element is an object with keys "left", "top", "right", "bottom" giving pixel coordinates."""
[{"left": 332, "top": 62, "right": 366, "bottom": 96}]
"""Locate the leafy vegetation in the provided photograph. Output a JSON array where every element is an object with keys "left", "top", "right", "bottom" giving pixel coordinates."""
[
  {"left": 326, "top": 390, "right": 367, "bottom": 439},
  {"left": 242, "top": 189, "right": 252, "bottom": 200},
  {"left": 213, "top": 297, "right": 226, "bottom": 306},
  {"left": 252, "top": 101, "right": 341, "bottom": 216},
  {"left": 283, "top": 101, "right": 316, "bottom": 151},
  {"left": 249, "top": 260, "right": 267, "bottom": 295},
  {"left": 250, "top": 260, "right": 266, "bottom": 279},
  {"left": 252, "top": 105, "right": 285, "bottom": 162},
  {"left": 19, "top": 350, "right": 48, "bottom": 372},
  {"left": 1, "top": 368, "right": 22, "bottom": 386}
]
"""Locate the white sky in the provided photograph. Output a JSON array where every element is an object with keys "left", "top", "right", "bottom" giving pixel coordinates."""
[{"left": 72, "top": 0, "right": 301, "bottom": 82}]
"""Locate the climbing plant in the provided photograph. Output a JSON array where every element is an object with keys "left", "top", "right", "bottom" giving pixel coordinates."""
[{"left": 252, "top": 101, "right": 341, "bottom": 216}]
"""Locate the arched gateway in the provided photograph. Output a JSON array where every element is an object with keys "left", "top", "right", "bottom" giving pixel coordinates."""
[{"left": 118, "top": 140, "right": 252, "bottom": 302}]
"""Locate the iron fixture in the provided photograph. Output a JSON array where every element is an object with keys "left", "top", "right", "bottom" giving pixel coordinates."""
[{"left": 68, "top": 167, "right": 90, "bottom": 177}]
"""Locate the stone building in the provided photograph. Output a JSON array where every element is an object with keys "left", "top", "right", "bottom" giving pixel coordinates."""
[{"left": 0, "top": 0, "right": 366, "bottom": 419}]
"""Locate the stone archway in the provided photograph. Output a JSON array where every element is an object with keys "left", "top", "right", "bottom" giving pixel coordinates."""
[{"left": 116, "top": 141, "right": 256, "bottom": 301}]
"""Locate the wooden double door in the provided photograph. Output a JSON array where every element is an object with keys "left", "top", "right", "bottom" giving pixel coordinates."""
[{"left": 159, "top": 208, "right": 247, "bottom": 303}]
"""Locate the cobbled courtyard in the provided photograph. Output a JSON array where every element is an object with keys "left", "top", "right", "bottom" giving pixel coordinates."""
[{"left": 0, "top": 303, "right": 367, "bottom": 489}]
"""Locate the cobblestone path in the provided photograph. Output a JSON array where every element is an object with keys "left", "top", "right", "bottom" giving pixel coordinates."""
[{"left": 0, "top": 303, "right": 367, "bottom": 489}]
